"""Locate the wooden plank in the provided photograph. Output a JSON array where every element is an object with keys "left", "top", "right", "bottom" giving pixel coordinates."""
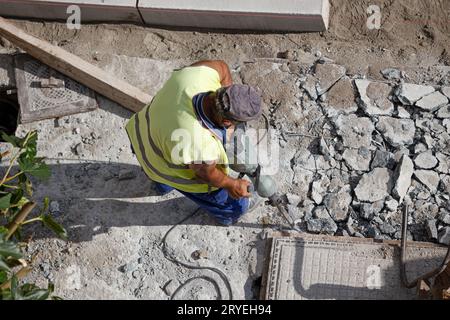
[{"left": 0, "top": 16, "right": 151, "bottom": 112}]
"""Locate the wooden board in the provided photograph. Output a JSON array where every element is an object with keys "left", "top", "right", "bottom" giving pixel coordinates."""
[{"left": 0, "top": 16, "right": 152, "bottom": 113}]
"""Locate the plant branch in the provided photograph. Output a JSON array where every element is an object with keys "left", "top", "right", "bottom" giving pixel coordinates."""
[
  {"left": 0, "top": 266, "right": 33, "bottom": 290},
  {"left": 6, "top": 202, "right": 36, "bottom": 240}
]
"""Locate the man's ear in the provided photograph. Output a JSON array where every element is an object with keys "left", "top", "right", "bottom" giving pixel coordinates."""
[{"left": 222, "top": 119, "right": 233, "bottom": 128}]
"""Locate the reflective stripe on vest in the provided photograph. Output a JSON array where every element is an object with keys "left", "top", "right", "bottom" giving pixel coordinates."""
[
  {"left": 133, "top": 112, "right": 203, "bottom": 186},
  {"left": 143, "top": 106, "right": 189, "bottom": 170}
]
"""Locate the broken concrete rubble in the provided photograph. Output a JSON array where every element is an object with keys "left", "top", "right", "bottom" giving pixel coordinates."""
[
  {"left": 413, "top": 151, "right": 438, "bottom": 170},
  {"left": 381, "top": 68, "right": 403, "bottom": 80},
  {"left": 438, "top": 211, "right": 450, "bottom": 227},
  {"left": 306, "top": 206, "right": 338, "bottom": 235},
  {"left": 314, "top": 63, "right": 346, "bottom": 96},
  {"left": 441, "top": 87, "right": 450, "bottom": 99},
  {"left": 342, "top": 148, "right": 372, "bottom": 171},
  {"left": 333, "top": 114, "right": 374, "bottom": 148},
  {"left": 396, "top": 83, "right": 435, "bottom": 105},
  {"left": 310, "top": 176, "right": 330, "bottom": 205},
  {"left": 436, "top": 105, "right": 450, "bottom": 119},
  {"left": 323, "top": 185, "right": 352, "bottom": 222},
  {"left": 324, "top": 77, "right": 358, "bottom": 116},
  {"left": 354, "top": 168, "right": 393, "bottom": 203},
  {"left": 425, "top": 219, "right": 438, "bottom": 241},
  {"left": 371, "top": 150, "right": 395, "bottom": 170},
  {"left": 438, "top": 227, "right": 450, "bottom": 245},
  {"left": 414, "top": 170, "right": 440, "bottom": 193},
  {"left": 355, "top": 80, "right": 394, "bottom": 116},
  {"left": 415, "top": 91, "right": 448, "bottom": 111},
  {"left": 376, "top": 117, "right": 416, "bottom": 147}
]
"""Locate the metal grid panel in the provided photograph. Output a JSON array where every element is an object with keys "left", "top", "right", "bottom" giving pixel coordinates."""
[
  {"left": 15, "top": 54, "right": 98, "bottom": 123},
  {"left": 264, "top": 236, "right": 448, "bottom": 300}
]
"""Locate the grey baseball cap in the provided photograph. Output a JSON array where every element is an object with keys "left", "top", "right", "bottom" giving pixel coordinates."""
[{"left": 217, "top": 84, "right": 262, "bottom": 122}]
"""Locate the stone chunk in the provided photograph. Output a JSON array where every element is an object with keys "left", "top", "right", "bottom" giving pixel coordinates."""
[
  {"left": 436, "top": 105, "right": 450, "bottom": 119},
  {"left": 392, "top": 155, "right": 414, "bottom": 203},
  {"left": 302, "top": 76, "right": 318, "bottom": 100},
  {"left": 323, "top": 185, "right": 352, "bottom": 222},
  {"left": 371, "top": 150, "right": 395, "bottom": 170},
  {"left": 441, "top": 87, "right": 450, "bottom": 99},
  {"left": 438, "top": 227, "right": 450, "bottom": 245},
  {"left": 310, "top": 176, "right": 330, "bottom": 205},
  {"left": 415, "top": 91, "right": 448, "bottom": 111},
  {"left": 396, "top": 83, "right": 435, "bottom": 105},
  {"left": 342, "top": 148, "right": 371, "bottom": 171},
  {"left": 381, "top": 68, "right": 402, "bottom": 80},
  {"left": 376, "top": 117, "right": 416, "bottom": 147},
  {"left": 385, "top": 198, "right": 399, "bottom": 212},
  {"left": 325, "top": 77, "right": 358, "bottom": 116},
  {"left": 425, "top": 219, "right": 438, "bottom": 240},
  {"left": 438, "top": 211, "right": 450, "bottom": 225},
  {"left": 414, "top": 170, "right": 440, "bottom": 193},
  {"left": 355, "top": 80, "right": 394, "bottom": 116},
  {"left": 354, "top": 168, "right": 393, "bottom": 202},
  {"left": 359, "top": 201, "right": 384, "bottom": 220},
  {"left": 315, "top": 63, "right": 346, "bottom": 96},
  {"left": 379, "top": 222, "right": 396, "bottom": 235},
  {"left": 413, "top": 151, "right": 438, "bottom": 170},
  {"left": 397, "top": 106, "right": 411, "bottom": 119},
  {"left": 306, "top": 206, "right": 338, "bottom": 235},
  {"left": 333, "top": 114, "right": 374, "bottom": 148},
  {"left": 436, "top": 153, "right": 449, "bottom": 174}
]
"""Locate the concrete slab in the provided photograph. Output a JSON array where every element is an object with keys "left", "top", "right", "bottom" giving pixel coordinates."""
[
  {"left": 0, "top": 0, "right": 142, "bottom": 23},
  {"left": 139, "top": 0, "right": 330, "bottom": 32},
  {"left": 262, "top": 235, "right": 448, "bottom": 300}
]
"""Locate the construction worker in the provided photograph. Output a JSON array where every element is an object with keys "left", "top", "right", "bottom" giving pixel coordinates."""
[{"left": 126, "top": 60, "right": 262, "bottom": 225}]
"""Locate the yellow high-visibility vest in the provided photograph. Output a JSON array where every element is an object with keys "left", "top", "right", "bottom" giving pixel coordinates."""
[{"left": 126, "top": 66, "right": 229, "bottom": 193}]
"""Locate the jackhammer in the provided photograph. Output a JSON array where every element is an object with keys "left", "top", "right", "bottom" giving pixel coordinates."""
[{"left": 227, "top": 125, "right": 298, "bottom": 231}]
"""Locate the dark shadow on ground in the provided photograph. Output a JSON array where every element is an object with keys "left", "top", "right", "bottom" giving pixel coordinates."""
[{"left": 13, "top": 161, "right": 263, "bottom": 242}]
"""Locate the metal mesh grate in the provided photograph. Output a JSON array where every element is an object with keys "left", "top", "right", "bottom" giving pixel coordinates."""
[
  {"left": 15, "top": 54, "right": 97, "bottom": 123},
  {"left": 23, "top": 60, "right": 90, "bottom": 111},
  {"left": 263, "top": 236, "right": 448, "bottom": 300}
]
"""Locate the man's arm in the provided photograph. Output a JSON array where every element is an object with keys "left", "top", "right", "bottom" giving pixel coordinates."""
[
  {"left": 190, "top": 60, "right": 233, "bottom": 87},
  {"left": 189, "top": 162, "right": 250, "bottom": 199}
]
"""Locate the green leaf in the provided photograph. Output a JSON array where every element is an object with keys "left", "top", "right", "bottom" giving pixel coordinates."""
[
  {"left": 0, "top": 270, "right": 7, "bottom": 283},
  {"left": 0, "top": 288, "right": 12, "bottom": 300},
  {"left": 42, "top": 197, "right": 50, "bottom": 213},
  {"left": 18, "top": 158, "right": 50, "bottom": 180},
  {"left": 1, "top": 132, "right": 23, "bottom": 148},
  {"left": 13, "top": 283, "right": 51, "bottom": 300},
  {"left": 41, "top": 215, "right": 67, "bottom": 240},
  {"left": 10, "top": 275, "right": 18, "bottom": 300},
  {"left": 0, "top": 193, "right": 12, "bottom": 210},
  {"left": 0, "top": 226, "right": 8, "bottom": 238},
  {"left": 0, "top": 238, "right": 22, "bottom": 259},
  {"left": 0, "top": 257, "right": 11, "bottom": 272},
  {"left": 22, "top": 132, "right": 38, "bottom": 160},
  {"left": 10, "top": 189, "right": 24, "bottom": 206}
]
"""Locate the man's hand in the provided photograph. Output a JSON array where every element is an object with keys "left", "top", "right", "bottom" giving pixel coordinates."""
[
  {"left": 189, "top": 162, "right": 250, "bottom": 199},
  {"left": 225, "top": 179, "right": 251, "bottom": 199}
]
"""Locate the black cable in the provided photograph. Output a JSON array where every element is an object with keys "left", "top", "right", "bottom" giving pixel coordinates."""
[{"left": 161, "top": 207, "right": 234, "bottom": 300}]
